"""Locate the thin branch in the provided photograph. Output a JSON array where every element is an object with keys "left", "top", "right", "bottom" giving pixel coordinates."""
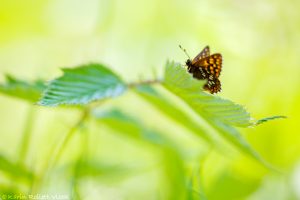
[
  {"left": 31, "top": 109, "right": 89, "bottom": 194},
  {"left": 127, "top": 79, "right": 162, "bottom": 88}
]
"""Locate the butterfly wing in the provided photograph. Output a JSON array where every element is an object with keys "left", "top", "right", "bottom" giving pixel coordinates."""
[
  {"left": 194, "top": 53, "right": 222, "bottom": 78},
  {"left": 188, "top": 46, "right": 222, "bottom": 94},
  {"left": 204, "top": 78, "right": 221, "bottom": 94},
  {"left": 191, "top": 46, "right": 210, "bottom": 64}
]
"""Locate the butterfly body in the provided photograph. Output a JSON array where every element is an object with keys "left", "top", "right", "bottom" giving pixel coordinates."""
[{"left": 184, "top": 46, "right": 222, "bottom": 94}]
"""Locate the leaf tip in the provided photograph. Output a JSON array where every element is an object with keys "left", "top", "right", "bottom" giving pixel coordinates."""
[{"left": 254, "top": 115, "right": 287, "bottom": 126}]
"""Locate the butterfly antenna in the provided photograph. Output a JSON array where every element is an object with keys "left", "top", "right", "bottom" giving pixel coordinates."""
[{"left": 179, "top": 45, "right": 191, "bottom": 59}]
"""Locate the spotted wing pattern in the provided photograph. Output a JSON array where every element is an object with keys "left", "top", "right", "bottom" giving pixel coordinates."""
[
  {"left": 196, "top": 53, "right": 222, "bottom": 78},
  {"left": 192, "top": 46, "right": 210, "bottom": 64},
  {"left": 187, "top": 48, "right": 222, "bottom": 94},
  {"left": 204, "top": 77, "right": 221, "bottom": 94}
]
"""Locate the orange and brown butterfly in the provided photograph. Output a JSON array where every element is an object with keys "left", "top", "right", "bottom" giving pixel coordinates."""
[{"left": 179, "top": 45, "right": 222, "bottom": 94}]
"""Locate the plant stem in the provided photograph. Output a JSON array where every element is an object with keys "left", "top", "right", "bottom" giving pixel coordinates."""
[
  {"left": 71, "top": 125, "right": 89, "bottom": 200},
  {"left": 18, "top": 106, "right": 35, "bottom": 164},
  {"left": 52, "top": 109, "right": 89, "bottom": 168},
  {"left": 31, "top": 109, "right": 89, "bottom": 194}
]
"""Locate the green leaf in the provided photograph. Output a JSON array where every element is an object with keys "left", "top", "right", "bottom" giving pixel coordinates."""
[
  {"left": 163, "top": 61, "right": 252, "bottom": 127},
  {"left": 0, "top": 75, "right": 46, "bottom": 103},
  {"left": 162, "top": 61, "right": 269, "bottom": 165},
  {"left": 38, "top": 63, "right": 126, "bottom": 106}
]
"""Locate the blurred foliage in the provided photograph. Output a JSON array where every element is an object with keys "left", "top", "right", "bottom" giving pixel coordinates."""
[
  {"left": 0, "top": 62, "right": 285, "bottom": 199},
  {"left": 0, "top": 154, "right": 34, "bottom": 183},
  {"left": 0, "top": 75, "right": 45, "bottom": 103},
  {"left": 0, "top": 0, "right": 300, "bottom": 199}
]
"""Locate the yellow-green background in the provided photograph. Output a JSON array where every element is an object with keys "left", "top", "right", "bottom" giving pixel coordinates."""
[{"left": 1, "top": 0, "right": 300, "bottom": 199}]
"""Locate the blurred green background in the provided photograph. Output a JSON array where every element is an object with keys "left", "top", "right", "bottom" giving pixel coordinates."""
[{"left": 1, "top": 0, "right": 300, "bottom": 199}]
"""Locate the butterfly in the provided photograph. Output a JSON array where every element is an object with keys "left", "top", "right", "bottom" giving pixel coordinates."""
[{"left": 179, "top": 45, "right": 222, "bottom": 94}]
